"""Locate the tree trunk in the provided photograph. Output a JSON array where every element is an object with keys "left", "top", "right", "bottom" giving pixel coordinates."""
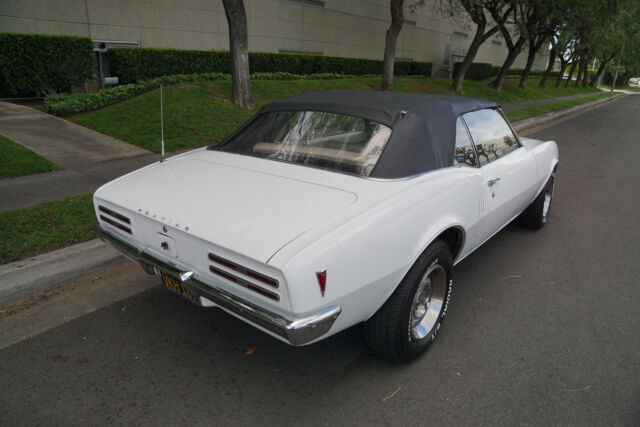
[
  {"left": 564, "top": 61, "right": 577, "bottom": 88},
  {"left": 222, "top": 0, "right": 254, "bottom": 109},
  {"left": 381, "top": 0, "right": 404, "bottom": 91},
  {"left": 590, "top": 53, "right": 615, "bottom": 87},
  {"left": 574, "top": 60, "right": 584, "bottom": 88},
  {"left": 581, "top": 59, "right": 589, "bottom": 87},
  {"left": 539, "top": 48, "right": 556, "bottom": 88},
  {"left": 555, "top": 61, "right": 568, "bottom": 88},
  {"left": 453, "top": 19, "right": 490, "bottom": 93},
  {"left": 491, "top": 37, "right": 526, "bottom": 90},
  {"left": 519, "top": 46, "right": 537, "bottom": 89}
]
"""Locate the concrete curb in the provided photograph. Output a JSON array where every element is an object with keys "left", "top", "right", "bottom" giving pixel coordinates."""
[
  {"left": 0, "top": 239, "right": 124, "bottom": 305},
  {"left": 512, "top": 93, "right": 625, "bottom": 134},
  {"left": 0, "top": 92, "right": 627, "bottom": 306}
]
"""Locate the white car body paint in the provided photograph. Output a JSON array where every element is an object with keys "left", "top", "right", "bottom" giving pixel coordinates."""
[{"left": 94, "top": 136, "right": 558, "bottom": 345}]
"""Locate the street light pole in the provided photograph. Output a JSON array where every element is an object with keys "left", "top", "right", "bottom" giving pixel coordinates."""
[{"left": 611, "top": 34, "right": 626, "bottom": 93}]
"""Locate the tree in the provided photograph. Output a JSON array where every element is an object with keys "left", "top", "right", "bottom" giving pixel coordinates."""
[
  {"left": 489, "top": 1, "right": 532, "bottom": 90},
  {"left": 553, "top": 36, "right": 575, "bottom": 88},
  {"left": 222, "top": 0, "right": 254, "bottom": 108},
  {"left": 538, "top": 38, "right": 558, "bottom": 88},
  {"left": 590, "top": 51, "right": 616, "bottom": 86},
  {"left": 564, "top": 60, "right": 578, "bottom": 87},
  {"left": 451, "top": 0, "right": 513, "bottom": 93},
  {"left": 591, "top": 0, "right": 640, "bottom": 86},
  {"left": 518, "top": 2, "right": 562, "bottom": 89},
  {"left": 381, "top": 0, "right": 405, "bottom": 91}
]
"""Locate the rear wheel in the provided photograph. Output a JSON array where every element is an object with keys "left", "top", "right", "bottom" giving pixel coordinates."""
[
  {"left": 517, "top": 170, "right": 556, "bottom": 230},
  {"left": 364, "top": 240, "right": 453, "bottom": 363}
]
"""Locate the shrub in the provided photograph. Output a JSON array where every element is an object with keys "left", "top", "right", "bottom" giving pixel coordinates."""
[
  {"left": 108, "top": 47, "right": 432, "bottom": 83},
  {"left": 0, "top": 33, "right": 94, "bottom": 96},
  {"left": 44, "top": 72, "right": 230, "bottom": 116},
  {"left": 395, "top": 60, "right": 432, "bottom": 76},
  {"left": 452, "top": 62, "right": 497, "bottom": 81}
]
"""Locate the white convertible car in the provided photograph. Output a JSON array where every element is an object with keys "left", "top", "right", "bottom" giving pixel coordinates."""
[{"left": 94, "top": 91, "right": 558, "bottom": 362}]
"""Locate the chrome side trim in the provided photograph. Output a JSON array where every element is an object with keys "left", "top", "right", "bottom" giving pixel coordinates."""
[{"left": 94, "top": 224, "right": 341, "bottom": 345}]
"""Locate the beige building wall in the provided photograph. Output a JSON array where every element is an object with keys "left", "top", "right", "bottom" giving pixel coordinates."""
[{"left": 0, "top": 0, "right": 548, "bottom": 71}]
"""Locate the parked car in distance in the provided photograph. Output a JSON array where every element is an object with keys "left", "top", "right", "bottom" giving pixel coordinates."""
[{"left": 94, "top": 91, "right": 558, "bottom": 362}]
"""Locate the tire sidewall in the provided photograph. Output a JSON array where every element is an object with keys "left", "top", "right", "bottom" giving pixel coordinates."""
[{"left": 401, "top": 243, "right": 453, "bottom": 361}]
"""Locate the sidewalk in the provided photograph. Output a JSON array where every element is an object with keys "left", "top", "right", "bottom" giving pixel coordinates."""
[
  {"left": 0, "top": 152, "right": 162, "bottom": 212},
  {"left": 0, "top": 100, "right": 156, "bottom": 212}
]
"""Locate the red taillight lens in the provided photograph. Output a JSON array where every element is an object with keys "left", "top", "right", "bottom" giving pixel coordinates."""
[{"left": 316, "top": 270, "right": 327, "bottom": 297}]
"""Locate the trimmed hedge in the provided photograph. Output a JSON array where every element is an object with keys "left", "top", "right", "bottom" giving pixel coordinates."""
[
  {"left": 0, "top": 33, "right": 93, "bottom": 96},
  {"left": 453, "top": 62, "right": 561, "bottom": 81},
  {"left": 43, "top": 71, "right": 363, "bottom": 116},
  {"left": 108, "top": 47, "right": 431, "bottom": 83},
  {"left": 453, "top": 62, "right": 497, "bottom": 81}
]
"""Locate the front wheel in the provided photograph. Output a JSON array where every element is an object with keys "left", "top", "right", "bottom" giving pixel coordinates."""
[
  {"left": 364, "top": 240, "right": 453, "bottom": 363},
  {"left": 517, "top": 170, "right": 556, "bottom": 230}
]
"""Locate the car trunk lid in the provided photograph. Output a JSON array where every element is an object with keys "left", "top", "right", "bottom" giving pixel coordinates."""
[{"left": 95, "top": 152, "right": 358, "bottom": 263}]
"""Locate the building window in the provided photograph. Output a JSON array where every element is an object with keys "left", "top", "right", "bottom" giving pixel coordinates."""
[
  {"left": 492, "top": 40, "right": 502, "bottom": 45},
  {"left": 404, "top": 19, "right": 416, "bottom": 26},
  {"left": 453, "top": 31, "right": 468, "bottom": 38}
]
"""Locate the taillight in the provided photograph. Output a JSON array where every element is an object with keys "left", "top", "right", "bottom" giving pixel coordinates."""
[{"left": 316, "top": 270, "right": 327, "bottom": 297}]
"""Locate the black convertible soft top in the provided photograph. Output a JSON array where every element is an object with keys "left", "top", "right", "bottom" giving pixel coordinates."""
[{"left": 257, "top": 90, "right": 499, "bottom": 179}]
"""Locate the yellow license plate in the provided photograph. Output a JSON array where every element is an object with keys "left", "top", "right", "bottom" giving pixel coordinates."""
[{"left": 160, "top": 272, "right": 199, "bottom": 304}]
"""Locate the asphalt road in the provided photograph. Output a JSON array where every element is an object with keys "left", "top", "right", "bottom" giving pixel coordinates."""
[{"left": 1, "top": 95, "right": 639, "bottom": 426}]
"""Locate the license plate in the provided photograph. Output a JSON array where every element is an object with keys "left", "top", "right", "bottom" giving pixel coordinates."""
[{"left": 160, "top": 272, "right": 199, "bottom": 305}]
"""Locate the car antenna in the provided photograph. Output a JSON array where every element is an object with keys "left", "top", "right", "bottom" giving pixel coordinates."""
[{"left": 160, "top": 83, "right": 165, "bottom": 162}]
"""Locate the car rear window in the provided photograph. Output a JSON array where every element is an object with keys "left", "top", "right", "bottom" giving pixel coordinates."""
[{"left": 217, "top": 111, "right": 392, "bottom": 177}]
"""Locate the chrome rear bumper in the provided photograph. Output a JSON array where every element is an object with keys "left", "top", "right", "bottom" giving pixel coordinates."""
[{"left": 94, "top": 224, "right": 341, "bottom": 345}]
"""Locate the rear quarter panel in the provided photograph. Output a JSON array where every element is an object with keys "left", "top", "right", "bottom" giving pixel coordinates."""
[{"left": 269, "top": 167, "right": 487, "bottom": 340}]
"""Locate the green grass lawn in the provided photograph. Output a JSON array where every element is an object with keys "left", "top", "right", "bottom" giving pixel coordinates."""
[
  {"left": 0, "top": 134, "right": 60, "bottom": 178},
  {"left": 70, "top": 76, "right": 599, "bottom": 153},
  {"left": 0, "top": 193, "right": 96, "bottom": 264},
  {"left": 504, "top": 93, "right": 613, "bottom": 122}
]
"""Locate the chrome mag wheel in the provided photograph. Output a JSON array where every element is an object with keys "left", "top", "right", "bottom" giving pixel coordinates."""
[
  {"left": 410, "top": 263, "right": 447, "bottom": 342},
  {"left": 542, "top": 173, "right": 555, "bottom": 223}
]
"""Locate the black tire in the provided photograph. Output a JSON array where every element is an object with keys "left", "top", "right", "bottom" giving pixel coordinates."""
[
  {"left": 364, "top": 240, "right": 453, "bottom": 363},
  {"left": 517, "top": 170, "right": 556, "bottom": 230}
]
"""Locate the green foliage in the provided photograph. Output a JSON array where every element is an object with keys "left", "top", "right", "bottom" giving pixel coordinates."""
[
  {"left": 44, "top": 72, "right": 230, "bottom": 116},
  {"left": 0, "top": 33, "right": 93, "bottom": 96},
  {"left": 453, "top": 62, "right": 498, "bottom": 81},
  {"left": 108, "top": 47, "right": 432, "bottom": 83},
  {"left": 0, "top": 134, "right": 60, "bottom": 177},
  {"left": 507, "top": 68, "right": 560, "bottom": 78},
  {"left": 69, "top": 82, "right": 255, "bottom": 153},
  {"left": 394, "top": 60, "right": 432, "bottom": 76},
  {"left": 505, "top": 93, "right": 611, "bottom": 122},
  {"left": 45, "top": 71, "right": 412, "bottom": 116},
  {"left": 69, "top": 76, "right": 599, "bottom": 154},
  {"left": 453, "top": 62, "right": 561, "bottom": 81},
  {"left": 0, "top": 193, "right": 95, "bottom": 264},
  {"left": 250, "top": 72, "right": 348, "bottom": 80}
]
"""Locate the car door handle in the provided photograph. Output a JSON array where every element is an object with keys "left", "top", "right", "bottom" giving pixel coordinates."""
[{"left": 487, "top": 178, "right": 501, "bottom": 187}]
